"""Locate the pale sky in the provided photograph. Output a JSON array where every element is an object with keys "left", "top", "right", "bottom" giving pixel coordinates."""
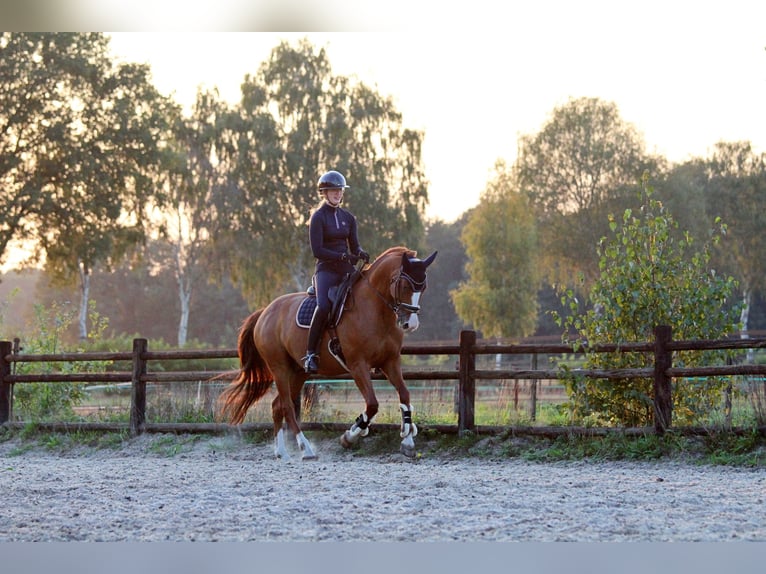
[
  {"left": 2, "top": 0, "right": 764, "bottom": 235},
  {"left": 105, "top": 5, "right": 766, "bottom": 223}
]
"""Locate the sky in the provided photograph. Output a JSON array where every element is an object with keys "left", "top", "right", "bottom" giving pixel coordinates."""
[
  {"left": 99, "top": 3, "right": 766, "bottom": 223},
  {"left": 1, "top": 0, "right": 765, "bottom": 270}
]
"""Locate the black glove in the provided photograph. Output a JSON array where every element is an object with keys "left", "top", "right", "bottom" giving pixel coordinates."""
[
  {"left": 341, "top": 252, "right": 360, "bottom": 265},
  {"left": 357, "top": 250, "right": 370, "bottom": 263}
]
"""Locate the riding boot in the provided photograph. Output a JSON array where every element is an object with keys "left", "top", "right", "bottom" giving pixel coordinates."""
[{"left": 303, "top": 308, "right": 328, "bottom": 373}]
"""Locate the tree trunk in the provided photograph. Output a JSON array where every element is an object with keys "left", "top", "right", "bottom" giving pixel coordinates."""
[
  {"left": 174, "top": 241, "right": 193, "bottom": 348},
  {"left": 178, "top": 284, "right": 191, "bottom": 347},
  {"left": 740, "top": 288, "right": 753, "bottom": 363},
  {"left": 78, "top": 261, "right": 90, "bottom": 341}
]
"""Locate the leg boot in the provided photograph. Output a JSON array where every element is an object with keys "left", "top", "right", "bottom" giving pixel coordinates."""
[{"left": 303, "top": 307, "right": 328, "bottom": 373}]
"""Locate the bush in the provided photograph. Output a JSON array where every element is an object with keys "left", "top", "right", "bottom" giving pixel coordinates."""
[
  {"left": 554, "top": 178, "right": 742, "bottom": 426},
  {"left": 12, "top": 301, "right": 111, "bottom": 421}
]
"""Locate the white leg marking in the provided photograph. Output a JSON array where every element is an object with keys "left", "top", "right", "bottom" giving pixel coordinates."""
[
  {"left": 296, "top": 432, "right": 318, "bottom": 460},
  {"left": 274, "top": 428, "right": 291, "bottom": 459}
]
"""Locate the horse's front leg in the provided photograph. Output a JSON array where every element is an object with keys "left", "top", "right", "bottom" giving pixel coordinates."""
[
  {"left": 340, "top": 367, "right": 378, "bottom": 449},
  {"left": 399, "top": 403, "right": 418, "bottom": 458},
  {"left": 381, "top": 362, "right": 417, "bottom": 458}
]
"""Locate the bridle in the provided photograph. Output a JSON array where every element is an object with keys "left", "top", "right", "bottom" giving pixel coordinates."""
[
  {"left": 362, "top": 264, "right": 427, "bottom": 324},
  {"left": 389, "top": 268, "right": 427, "bottom": 314}
]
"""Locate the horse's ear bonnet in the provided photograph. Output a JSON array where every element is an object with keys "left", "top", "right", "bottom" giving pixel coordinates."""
[{"left": 401, "top": 250, "right": 438, "bottom": 287}]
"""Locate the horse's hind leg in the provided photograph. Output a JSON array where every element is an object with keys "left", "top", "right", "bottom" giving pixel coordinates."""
[
  {"left": 276, "top": 373, "right": 318, "bottom": 461},
  {"left": 271, "top": 396, "right": 291, "bottom": 459}
]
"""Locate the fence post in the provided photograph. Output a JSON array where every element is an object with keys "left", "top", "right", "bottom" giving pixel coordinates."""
[
  {"left": 0, "top": 341, "right": 12, "bottom": 424},
  {"left": 653, "top": 325, "right": 673, "bottom": 434},
  {"left": 130, "top": 338, "right": 148, "bottom": 437},
  {"left": 530, "top": 353, "right": 538, "bottom": 422},
  {"left": 458, "top": 330, "right": 476, "bottom": 434}
]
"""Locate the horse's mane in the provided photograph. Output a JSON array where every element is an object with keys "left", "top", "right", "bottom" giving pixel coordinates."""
[
  {"left": 375, "top": 246, "right": 416, "bottom": 262},
  {"left": 361, "top": 246, "right": 416, "bottom": 279}
]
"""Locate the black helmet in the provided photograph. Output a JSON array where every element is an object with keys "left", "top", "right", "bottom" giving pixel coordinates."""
[{"left": 317, "top": 170, "right": 349, "bottom": 192}]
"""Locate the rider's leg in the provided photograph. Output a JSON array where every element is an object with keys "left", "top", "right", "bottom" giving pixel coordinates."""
[
  {"left": 304, "top": 270, "right": 335, "bottom": 373},
  {"left": 303, "top": 306, "right": 328, "bottom": 373}
]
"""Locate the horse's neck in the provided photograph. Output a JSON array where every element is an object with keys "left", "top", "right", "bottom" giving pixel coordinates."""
[{"left": 354, "top": 264, "right": 394, "bottom": 310}]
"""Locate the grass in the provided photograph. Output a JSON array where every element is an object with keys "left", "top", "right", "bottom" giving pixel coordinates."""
[
  {"left": 0, "top": 423, "right": 131, "bottom": 455},
  {"left": 4, "top": 377, "right": 765, "bottom": 466},
  {"left": 1, "top": 423, "right": 764, "bottom": 466},
  {"left": 147, "top": 433, "right": 203, "bottom": 456}
]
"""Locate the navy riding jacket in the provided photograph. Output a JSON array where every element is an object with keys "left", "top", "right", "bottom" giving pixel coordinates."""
[{"left": 309, "top": 202, "right": 362, "bottom": 273}]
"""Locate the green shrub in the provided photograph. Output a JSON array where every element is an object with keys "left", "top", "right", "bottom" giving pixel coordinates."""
[{"left": 554, "top": 178, "right": 742, "bottom": 427}]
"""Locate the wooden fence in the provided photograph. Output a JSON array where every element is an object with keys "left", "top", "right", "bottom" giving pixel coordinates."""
[{"left": 2, "top": 325, "right": 766, "bottom": 437}]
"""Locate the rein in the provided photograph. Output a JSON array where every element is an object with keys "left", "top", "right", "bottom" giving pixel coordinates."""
[{"left": 360, "top": 266, "right": 425, "bottom": 316}]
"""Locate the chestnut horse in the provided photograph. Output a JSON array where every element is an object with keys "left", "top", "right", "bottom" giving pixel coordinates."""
[{"left": 217, "top": 246, "right": 437, "bottom": 460}]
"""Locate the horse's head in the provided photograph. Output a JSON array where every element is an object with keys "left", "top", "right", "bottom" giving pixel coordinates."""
[{"left": 388, "top": 249, "right": 438, "bottom": 332}]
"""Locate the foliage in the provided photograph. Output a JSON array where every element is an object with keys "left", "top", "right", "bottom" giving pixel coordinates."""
[
  {"left": 554, "top": 177, "right": 742, "bottom": 426},
  {"left": 150, "top": 90, "right": 255, "bottom": 346},
  {"left": 0, "top": 33, "right": 174, "bottom": 341},
  {"left": 520, "top": 434, "right": 686, "bottom": 462},
  {"left": 227, "top": 39, "right": 429, "bottom": 305},
  {"left": 699, "top": 142, "right": 766, "bottom": 335},
  {"left": 451, "top": 163, "right": 539, "bottom": 338},
  {"left": 514, "top": 96, "right": 661, "bottom": 290},
  {"left": 13, "top": 300, "right": 111, "bottom": 421},
  {"left": 407, "top": 215, "right": 470, "bottom": 342},
  {"left": 32, "top": 247, "right": 250, "bottom": 348}
]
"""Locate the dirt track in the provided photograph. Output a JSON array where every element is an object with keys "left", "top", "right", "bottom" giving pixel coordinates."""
[{"left": 1, "top": 432, "right": 764, "bottom": 542}]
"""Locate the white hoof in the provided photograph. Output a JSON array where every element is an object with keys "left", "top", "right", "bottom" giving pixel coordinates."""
[
  {"left": 400, "top": 434, "right": 416, "bottom": 458},
  {"left": 296, "top": 432, "right": 318, "bottom": 461},
  {"left": 274, "top": 428, "right": 291, "bottom": 459}
]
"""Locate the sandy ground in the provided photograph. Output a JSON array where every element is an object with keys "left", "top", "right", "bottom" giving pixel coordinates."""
[{"left": 1, "top": 431, "right": 765, "bottom": 543}]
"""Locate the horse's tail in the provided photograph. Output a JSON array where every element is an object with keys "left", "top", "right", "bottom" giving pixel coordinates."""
[{"left": 216, "top": 308, "right": 274, "bottom": 424}]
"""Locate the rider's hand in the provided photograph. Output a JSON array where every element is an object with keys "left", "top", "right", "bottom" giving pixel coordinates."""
[{"left": 357, "top": 250, "right": 370, "bottom": 263}]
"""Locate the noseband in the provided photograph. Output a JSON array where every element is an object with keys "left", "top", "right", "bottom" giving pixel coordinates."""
[{"left": 390, "top": 269, "right": 427, "bottom": 314}]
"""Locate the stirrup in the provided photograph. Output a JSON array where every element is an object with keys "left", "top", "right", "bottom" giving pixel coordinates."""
[{"left": 303, "top": 353, "right": 319, "bottom": 373}]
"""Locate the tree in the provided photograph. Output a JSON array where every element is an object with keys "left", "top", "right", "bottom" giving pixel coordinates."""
[
  {"left": 408, "top": 215, "right": 470, "bottom": 342},
  {"left": 451, "top": 162, "right": 539, "bottom": 338},
  {"left": 32, "top": 238, "right": 250, "bottom": 347},
  {"left": 228, "top": 39, "right": 428, "bottom": 305},
  {"left": 0, "top": 33, "right": 171, "bottom": 339},
  {"left": 151, "top": 90, "right": 242, "bottom": 346},
  {"left": 514, "top": 96, "right": 660, "bottom": 289},
  {"left": 699, "top": 141, "right": 766, "bottom": 341},
  {"left": 554, "top": 177, "right": 741, "bottom": 426},
  {"left": 0, "top": 33, "right": 94, "bottom": 269}
]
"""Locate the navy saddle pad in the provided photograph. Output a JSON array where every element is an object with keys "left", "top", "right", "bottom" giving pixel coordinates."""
[{"left": 296, "top": 297, "right": 317, "bottom": 328}]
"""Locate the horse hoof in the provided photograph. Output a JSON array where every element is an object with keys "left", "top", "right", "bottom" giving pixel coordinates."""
[
  {"left": 340, "top": 433, "right": 352, "bottom": 449},
  {"left": 302, "top": 454, "right": 319, "bottom": 461},
  {"left": 400, "top": 444, "right": 416, "bottom": 458}
]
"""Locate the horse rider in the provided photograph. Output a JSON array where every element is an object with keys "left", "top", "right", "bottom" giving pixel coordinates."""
[{"left": 303, "top": 170, "right": 370, "bottom": 374}]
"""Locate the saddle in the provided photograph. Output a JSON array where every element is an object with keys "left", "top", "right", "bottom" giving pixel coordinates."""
[{"left": 295, "top": 269, "right": 360, "bottom": 329}]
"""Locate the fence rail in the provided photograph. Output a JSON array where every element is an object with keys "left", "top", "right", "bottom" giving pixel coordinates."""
[{"left": 2, "top": 325, "right": 766, "bottom": 437}]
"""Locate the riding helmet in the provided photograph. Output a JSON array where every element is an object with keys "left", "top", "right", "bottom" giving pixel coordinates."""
[{"left": 317, "top": 170, "right": 349, "bottom": 192}]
